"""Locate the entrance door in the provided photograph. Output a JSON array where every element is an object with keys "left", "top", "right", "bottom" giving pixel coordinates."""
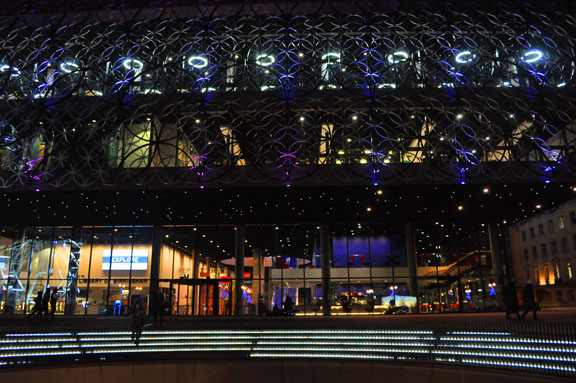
[{"left": 171, "top": 278, "right": 223, "bottom": 316}]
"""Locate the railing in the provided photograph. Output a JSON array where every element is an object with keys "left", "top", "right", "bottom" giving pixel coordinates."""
[{"left": 1, "top": 317, "right": 575, "bottom": 378}]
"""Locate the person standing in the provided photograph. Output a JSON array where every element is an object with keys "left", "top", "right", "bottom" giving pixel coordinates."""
[
  {"left": 521, "top": 282, "right": 538, "bottom": 320},
  {"left": 130, "top": 299, "right": 146, "bottom": 345},
  {"left": 283, "top": 294, "right": 293, "bottom": 316},
  {"left": 504, "top": 283, "right": 520, "bottom": 319},
  {"left": 40, "top": 287, "right": 50, "bottom": 317},
  {"left": 150, "top": 288, "right": 166, "bottom": 328},
  {"left": 49, "top": 287, "right": 59, "bottom": 319}
]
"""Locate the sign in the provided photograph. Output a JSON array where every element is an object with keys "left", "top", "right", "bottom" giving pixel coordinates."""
[{"left": 102, "top": 249, "right": 148, "bottom": 271}]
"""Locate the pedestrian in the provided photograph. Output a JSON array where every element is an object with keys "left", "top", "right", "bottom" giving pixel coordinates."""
[
  {"left": 504, "top": 283, "right": 520, "bottom": 319},
  {"left": 150, "top": 288, "right": 166, "bottom": 328},
  {"left": 40, "top": 287, "right": 50, "bottom": 317},
  {"left": 130, "top": 299, "right": 146, "bottom": 345},
  {"left": 283, "top": 294, "right": 293, "bottom": 316},
  {"left": 27, "top": 291, "right": 43, "bottom": 318},
  {"left": 521, "top": 281, "right": 538, "bottom": 320},
  {"left": 49, "top": 287, "right": 59, "bottom": 319}
]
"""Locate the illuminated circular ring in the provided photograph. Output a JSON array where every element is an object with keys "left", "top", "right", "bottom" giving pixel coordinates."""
[
  {"left": 455, "top": 51, "right": 476, "bottom": 63},
  {"left": 523, "top": 49, "right": 543, "bottom": 63},
  {"left": 187, "top": 56, "right": 208, "bottom": 68},
  {"left": 256, "top": 54, "right": 275, "bottom": 67},
  {"left": 387, "top": 51, "right": 409, "bottom": 64},
  {"left": 321, "top": 52, "right": 341, "bottom": 62},
  {"left": 123, "top": 58, "right": 144, "bottom": 71},
  {"left": 59, "top": 61, "right": 80, "bottom": 73},
  {"left": 0, "top": 64, "right": 20, "bottom": 76}
]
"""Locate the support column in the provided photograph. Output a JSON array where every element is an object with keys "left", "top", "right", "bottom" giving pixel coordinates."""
[
  {"left": 404, "top": 223, "right": 418, "bottom": 311},
  {"left": 65, "top": 226, "right": 82, "bottom": 315},
  {"left": 489, "top": 223, "right": 505, "bottom": 287},
  {"left": 320, "top": 225, "right": 331, "bottom": 316},
  {"left": 252, "top": 248, "right": 263, "bottom": 312},
  {"left": 149, "top": 226, "right": 162, "bottom": 296},
  {"left": 234, "top": 225, "right": 245, "bottom": 316}
]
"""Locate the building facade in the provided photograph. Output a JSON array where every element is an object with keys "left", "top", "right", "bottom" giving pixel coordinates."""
[{"left": 1, "top": 0, "right": 576, "bottom": 316}]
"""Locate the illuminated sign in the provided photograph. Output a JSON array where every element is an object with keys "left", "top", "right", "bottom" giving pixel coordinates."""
[{"left": 102, "top": 249, "right": 148, "bottom": 271}]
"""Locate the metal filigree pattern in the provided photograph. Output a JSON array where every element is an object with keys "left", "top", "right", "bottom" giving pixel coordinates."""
[{"left": 0, "top": 1, "right": 575, "bottom": 189}]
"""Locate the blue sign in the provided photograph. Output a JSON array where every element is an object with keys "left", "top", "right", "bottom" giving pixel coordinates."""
[{"left": 102, "top": 249, "right": 148, "bottom": 270}]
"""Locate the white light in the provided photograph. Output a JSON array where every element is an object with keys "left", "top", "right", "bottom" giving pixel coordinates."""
[
  {"left": 321, "top": 52, "right": 341, "bottom": 62},
  {"left": 557, "top": 82, "right": 566, "bottom": 87},
  {"left": 456, "top": 113, "right": 463, "bottom": 120},
  {"left": 256, "top": 54, "right": 275, "bottom": 67},
  {"left": 455, "top": 51, "right": 475, "bottom": 63},
  {"left": 0, "top": 64, "right": 20, "bottom": 77},
  {"left": 123, "top": 58, "right": 144, "bottom": 72},
  {"left": 387, "top": 51, "right": 409, "bottom": 64},
  {"left": 187, "top": 56, "right": 208, "bottom": 68},
  {"left": 59, "top": 62, "right": 79, "bottom": 73},
  {"left": 523, "top": 49, "right": 543, "bottom": 63}
]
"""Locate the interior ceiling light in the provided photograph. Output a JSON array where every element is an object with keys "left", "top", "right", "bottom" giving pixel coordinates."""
[
  {"left": 59, "top": 62, "right": 79, "bottom": 73},
  {"left": 123, "top": 58, "right": 144, "bottom": 71}
]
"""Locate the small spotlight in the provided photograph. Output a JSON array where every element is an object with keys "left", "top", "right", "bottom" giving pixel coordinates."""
[
  {"left": 456, "top": 113, "right": 464, "bottom": 120},
  {"left": 299, "top": 116, "right": 305, "bottom": 122},
  {"left": 352, "top": 115, "right": 358, "bottom": 121},
  {"left": 457, "top": 205, "right": 463, "bottom": 211},
  {"left": 536, "top": 204, "right": 542, "bottom": 209},
  {"left": 377, "top": 190, "right": 383, "bottom": 195},
  {"left": 483, "top": 188, "right": 489, "bottom": 194},
  {"left": 366, "top": 207, "right": 372, "bottom": 212}
]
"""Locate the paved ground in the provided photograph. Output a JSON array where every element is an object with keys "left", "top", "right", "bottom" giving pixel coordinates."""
[{"left": 1, "top": 310, "right": 575, "bottom": 333}]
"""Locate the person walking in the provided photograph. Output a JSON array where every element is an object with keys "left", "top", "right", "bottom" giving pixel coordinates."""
[
  {"left": 27, "top": 291, "right": 43, "bottom": 318},
  {"left": 49, "top": 287, "right": 59, "bottom": 319},
  {"left": 521, "top": 282, "right": 538, "bottom": 320},
  {"left": 130, "top": 299, "right": 146, "bottom": 345},
  {"left": 504, "top": 283, "right": 520, "bottom": 319}
]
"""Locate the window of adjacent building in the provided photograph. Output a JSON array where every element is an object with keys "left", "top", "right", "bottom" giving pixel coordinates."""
[
  {"left": 523, "top": 249, "right": 529, "bottom": 261},
  {"left": 555, "top": 264, "right": 561, "bottom": 280},
  {"left": 521, "top": 230, "right": 526, "bottom": 241},
  {"left": 540, "top": 243, "right": 547, "bottom": 258},
  {"left": 538, "top": 224, "right": 544, "bottom": 236},
  {"left": 548, "top": 220, "right": 554, "bottom": 233},
  {"left": 568, "top": 262, "right": 573, "bottom": 280},
  {"left": 571, "top": 211, "right": 576, "bottom": 225},
  {"left": 559, "top": 217, "right": 565, "bottom": 230},
  {"left": 530, "top": 227, "right": 535, "bottom": 239},
  {"left": 534, "top": 268, "right": 540, "bottom": 284},
  {"left": 550, "top": 240, "right": 557, "bottom": 255},
  {"left": 561, "top": 237, "right": 568, "bottom": 253},
  {"left": 573, "top": 234, "right": 576, "bottom": 250},
  {"left": 556, "top": 290, "right": 563, "bottom": 302},
  {"left": 532, "top": 246, "right": 538, "bottom": 259},
  {"left": 545, "top": 267, "right": 550, "bottom": 284}
]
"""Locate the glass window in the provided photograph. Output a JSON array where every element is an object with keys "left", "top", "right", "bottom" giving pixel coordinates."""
[
  {"left": 521, "top": 230, "right": 526, "bottom": 241},
  {"left": 523, "top": 248, "right": 529, "bottom": 261},
  {"left": 559, "top": 217, "right": 565, "bottom": 230},
  {"left": 534, "top": 268, "right": 540, "bottom": 285},
  {"left": 548, "top": 220, "right": 554, "bottom": 233},
  {"left": 538, "top": 224, "right": 544, "bottom": 236},
  {"left": 568, "top": 262, "right": 573, "bottom": 280},
  {"left": 529, "top": 227, "right": 535, "bottom": 239},
  {"left": 532, "top": 246, "right": 538, "bottom": 259},
  {"left": 540, "top": 243, "right": 547, "bottom": 258},
  {"left": 550, "top": 240, "right": 557, "bottom": 255},
  {"left": 561, "top": 237, "right": 568, "bottom": 253},
  {"left": 571, "top": 211, "right": 576, "bottom": 225}
]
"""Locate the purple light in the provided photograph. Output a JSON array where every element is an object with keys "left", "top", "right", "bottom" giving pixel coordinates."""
[
  {"left": 200, "top": 185, "right": 205, "bottom": 189},
  {"left": 286, "top": 184, "right": 291, "bottom": 187}
]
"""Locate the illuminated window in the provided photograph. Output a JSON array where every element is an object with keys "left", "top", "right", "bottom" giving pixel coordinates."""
[
  {"left": 568, "top": 262, "right": 573, "bottom": 280},
  {"left": 559, "top": 217, "right": 565, "bottom": 230}
]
